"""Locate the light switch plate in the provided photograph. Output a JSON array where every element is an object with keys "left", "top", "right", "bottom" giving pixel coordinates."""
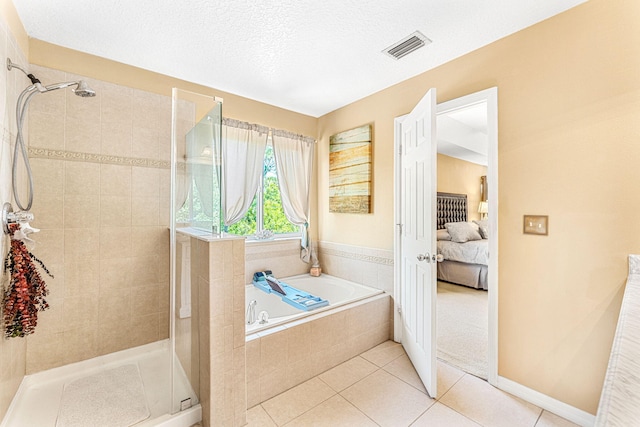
[{"left": 523, "top": 215, "right": 548, "bottom": 235}]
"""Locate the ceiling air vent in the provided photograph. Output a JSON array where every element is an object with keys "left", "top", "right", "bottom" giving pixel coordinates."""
[{"left": 383, "top": 31, "right": 431, "bottom": 60}]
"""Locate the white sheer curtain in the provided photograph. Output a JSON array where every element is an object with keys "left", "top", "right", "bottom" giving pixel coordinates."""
[
  {"left": 222, "top": 118, "right": 269, "bottom": 226},
  {"left": 272, "top": 129, "right": 315, "bottom": 262},
  {"left": 175, "top": 166, "right": 190, "bottom": 213},
  {"left": 191, "top": 122, "right": 215, "bottom": 216}
]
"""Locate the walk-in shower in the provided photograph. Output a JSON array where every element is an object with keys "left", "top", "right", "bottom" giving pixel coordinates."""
[{"left": 1, "top": 64, "right": 213, "bottom": 426}]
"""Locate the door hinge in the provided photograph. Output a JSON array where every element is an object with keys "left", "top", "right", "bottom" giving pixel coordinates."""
[
  {"left": 397, "top": 223, "right": 403, "bottom": 233},
  {"left": 399, "top": 144, "right": 403, "bottom": 155}
]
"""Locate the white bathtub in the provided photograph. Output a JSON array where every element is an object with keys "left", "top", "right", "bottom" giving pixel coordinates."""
[{"left": 245, "top": 274, "right": 382, "bottom": 334}]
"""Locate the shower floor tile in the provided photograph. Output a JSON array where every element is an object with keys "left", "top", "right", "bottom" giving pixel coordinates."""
[{"left": 2, "top": 340, "right": 199, "bottom": 427}]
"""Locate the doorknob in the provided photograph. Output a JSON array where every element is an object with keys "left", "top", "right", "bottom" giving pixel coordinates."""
[
  {"left": 417, "top": 253, "right": 431, "bottom": 262},
  {"left": 432, "top": 254, "right": 444, "bottom": 263}
]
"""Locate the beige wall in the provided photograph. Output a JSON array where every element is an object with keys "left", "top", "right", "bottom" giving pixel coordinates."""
[
  {"left": 317, "top": 0, "right": 640, "bottom": 414},
  {"left": 437, "top": 154, "right": 487, "bottom": 222}
]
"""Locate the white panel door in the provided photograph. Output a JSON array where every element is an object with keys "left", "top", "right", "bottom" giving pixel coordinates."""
[{"left": 399, "top": 88, "right": 437, "bottom": 398}]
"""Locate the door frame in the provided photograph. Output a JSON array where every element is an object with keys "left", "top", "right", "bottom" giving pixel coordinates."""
[{"left": 393, "top": 87, "right": 499, "bottom": 385}]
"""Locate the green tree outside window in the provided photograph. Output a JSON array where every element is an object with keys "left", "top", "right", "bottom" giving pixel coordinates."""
[{"left": 227, "top": 144, "right": 298, "bottom": 236}]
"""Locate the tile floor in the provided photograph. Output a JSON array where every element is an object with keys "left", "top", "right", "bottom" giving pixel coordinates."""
[{"left": 247, "top": 341, "right": 580, "bottom": 427}]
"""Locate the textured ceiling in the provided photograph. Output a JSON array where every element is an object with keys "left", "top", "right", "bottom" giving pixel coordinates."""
[
  {"left": 438, "top": 103, "right": 488, "bottom": 166},
  {"left": 12, "top": 0, "right": 587, "bottom": 117}
]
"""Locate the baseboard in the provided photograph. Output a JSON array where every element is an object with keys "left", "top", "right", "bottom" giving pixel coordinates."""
[{"left": 497, "top": 376, "right": 596, "bottom": 427}]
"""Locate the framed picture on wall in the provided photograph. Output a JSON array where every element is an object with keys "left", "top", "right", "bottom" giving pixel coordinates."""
[{"left": 329, "top": 124, "right": 372, "bottom": 214}]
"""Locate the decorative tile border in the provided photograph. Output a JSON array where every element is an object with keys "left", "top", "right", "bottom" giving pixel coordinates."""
[
  {"left": 28, "top": 147, "right": 171, "bottom": 169},
  {"left": 319, "top": 246, "right": 394, "bottom": 266}
]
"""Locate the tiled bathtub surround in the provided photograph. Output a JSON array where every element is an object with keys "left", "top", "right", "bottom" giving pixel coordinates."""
[
  {"left": 245, "top": 239, "right": 310, "bottom": 284},
  {"left": 23, "top": 65, "right": 177, "bottom": 374},
  {"left": 246, "top": 293, "right": 392, "bottom": 408},
  {"left": 0, "top": 14, "right": 30, "bottom": 420},
  {"left": 318, "top": 241, "right": 394, "bottom": 294},
  {"left": 189, "top": 235, "right": 247, "bottom": 427}
]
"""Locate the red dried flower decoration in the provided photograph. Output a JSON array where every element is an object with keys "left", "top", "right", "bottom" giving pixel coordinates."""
[{"left": 3, "top": 223, "right": 53, "bottom": 338}]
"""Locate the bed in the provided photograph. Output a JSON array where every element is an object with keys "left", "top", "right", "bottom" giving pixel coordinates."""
[{"left": 436, "top": 192, "right": 489, "bottom": 290}]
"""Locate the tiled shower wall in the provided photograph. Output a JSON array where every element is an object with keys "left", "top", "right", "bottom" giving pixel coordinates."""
[
  {"left": 24, "top": 65, "right": 175, "bottom": 373},
  {"left": 0, "top": 14, "right": 29, "bottom": 419}
]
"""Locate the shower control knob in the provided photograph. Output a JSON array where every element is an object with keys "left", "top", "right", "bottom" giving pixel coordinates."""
[{"left": 8, "top": 210, "right": 34, "bottom": 223}]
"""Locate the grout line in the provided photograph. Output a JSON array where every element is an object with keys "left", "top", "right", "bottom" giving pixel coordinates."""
[
  {"left": 533, "top": 409, "right": 544, "bottom": 427},
  {"left": 275, "top": 384, "right": 337, "bottom": 427},
  {"left": 436, "top": 370, "right": 467, "bottom": 402},
  {"left": 360, "top": 343, "right": 406, "bottom": 369},
  {"left": 406, "top": 398, "right": 438, "bottom": 426},
  {"left": 259, "top": 403, "right": 279, "bottom": 427},
  {"left": 315, "top": 375, "right": 339, "bottom": 395},
  {"left": 380, "top": 361, "right": 429, "bottom": 397},
  {"left": 334, "top": 367, "right": 385, "bottom": 426},
  {"left": 437, "top": 397, "right": 485, "bottom": 427},
  {"left": 341, "top": 396, "right": 382, "bottom": 427},
  {"left": 335, "top": 364, "right": 381, "bottom": 394}
]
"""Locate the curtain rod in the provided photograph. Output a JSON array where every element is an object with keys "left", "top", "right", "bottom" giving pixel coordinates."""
[{"left": 222, "top": 117, "right": 316, "bottom": 143}]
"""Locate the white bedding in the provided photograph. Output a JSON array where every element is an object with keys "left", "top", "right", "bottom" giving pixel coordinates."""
[{"left": 437, "top": 239, "right": 489, "bottom": 266}]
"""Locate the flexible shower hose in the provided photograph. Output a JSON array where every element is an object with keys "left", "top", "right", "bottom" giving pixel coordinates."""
[{"left": 12, "top": 86, "right": 38, "bottom": 212}]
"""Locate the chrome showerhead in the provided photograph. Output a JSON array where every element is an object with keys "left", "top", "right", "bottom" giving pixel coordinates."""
[
  {"left": 7, "top": 57, "right": 96, "bottom": 97},
  {"left": 40, "top": 80, "right": 96, "bottom": 97},
  {"left": 73, "top": 80, "right": 96, "bottom": 97}
]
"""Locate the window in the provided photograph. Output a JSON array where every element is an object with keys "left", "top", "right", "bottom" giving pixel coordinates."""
[{"left": 226, "top": 142, "right": 299, "bottom": 237}]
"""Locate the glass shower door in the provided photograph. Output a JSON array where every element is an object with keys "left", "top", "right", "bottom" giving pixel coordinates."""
[{"left": 170, "top": 88, "right": 222, "bottom": 415}]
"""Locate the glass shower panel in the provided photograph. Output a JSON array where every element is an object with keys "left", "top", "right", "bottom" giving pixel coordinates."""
[
  {"left": 179, "top": 105, "right": 222, "bottom": 233},
  {"left": 171, "top": 88, "right": 222, "bottom": 415}
]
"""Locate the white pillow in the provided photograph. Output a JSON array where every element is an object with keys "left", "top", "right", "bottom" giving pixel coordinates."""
[
  {"left": 436, "top": 229, "right": 451, "bottom": 241},
  {"left": 473, "top": 219, "right": 489, "bottom": 239},
  {"left": 445, "top": 222, "right": 482, "bottom": 243}
]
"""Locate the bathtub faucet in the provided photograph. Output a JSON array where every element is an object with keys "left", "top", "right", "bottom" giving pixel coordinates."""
[{"left": 246, "top": 300, "right": 257, "bottom": 325}]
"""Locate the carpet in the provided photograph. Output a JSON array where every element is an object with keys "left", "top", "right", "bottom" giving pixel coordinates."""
[
  {"left": 56, "top": 363, "right": 150, "bottom": 427},
  {"left": 437, "top": 281, "right": 488, "bottom": 379}
]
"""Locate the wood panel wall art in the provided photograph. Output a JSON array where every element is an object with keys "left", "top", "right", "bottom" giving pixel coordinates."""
[{"left": 329, "top": 124, "right": 372, "bottom": 213}]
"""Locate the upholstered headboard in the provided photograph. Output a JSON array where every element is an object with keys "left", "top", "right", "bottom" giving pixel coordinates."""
[{"left": 437, "top": 192, "right": 467, "bottom": 229}]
